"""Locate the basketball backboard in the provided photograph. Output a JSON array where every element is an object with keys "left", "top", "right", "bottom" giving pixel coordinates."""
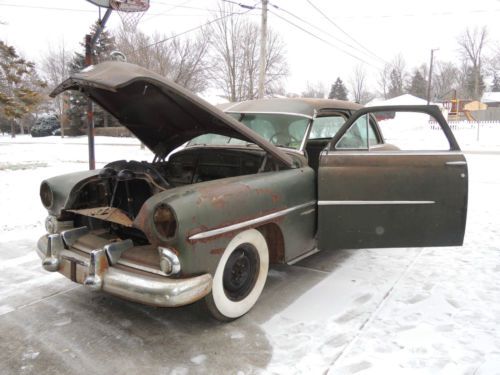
[{"left": 86, "top": 0, "right": 111, "bottom": 8}]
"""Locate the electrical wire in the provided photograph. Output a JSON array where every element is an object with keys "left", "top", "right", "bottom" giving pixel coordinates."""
[
  {"left": 0, "top": 3, "right": 96, "bottom": 13},
  {"left": 132, "top": 6, "right": 256, "bottom": 53},
  {"left": 142, "top": 0, "right": 194, "bottom": 22},
  {"left": 268, "top": 9, "right": 383, "bottom": 70},
  {"left": 268, "top": 2, "right": 386, "bottom": 65},
  {"left": 305, "top": 0, "right": 388, "bottom": 64},
  {"left": 0, "top": 2, "right": 213, "bottom": 16}
]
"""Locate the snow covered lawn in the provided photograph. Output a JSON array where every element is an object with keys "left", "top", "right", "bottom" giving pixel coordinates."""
[{"left": 0, "top": 135, "right": 499, "bottom": 374}]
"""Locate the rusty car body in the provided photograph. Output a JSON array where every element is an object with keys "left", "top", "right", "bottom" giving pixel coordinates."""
[{"left": 37, "top": 61, "right": 468, "bottom": 320}]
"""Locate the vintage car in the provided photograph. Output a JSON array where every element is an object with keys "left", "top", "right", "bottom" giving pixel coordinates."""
[{"left": 37, "top": 62, "right": 468, "bottom": 320}]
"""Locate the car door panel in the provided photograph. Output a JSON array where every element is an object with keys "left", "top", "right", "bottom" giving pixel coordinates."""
[{"left": 317, "top": 105, "right": 468, "bottom": 250}]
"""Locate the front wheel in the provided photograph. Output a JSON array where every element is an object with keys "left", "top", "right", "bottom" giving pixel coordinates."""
[{"left": 205, "top": 229, "right": 269, "bottom": 321}]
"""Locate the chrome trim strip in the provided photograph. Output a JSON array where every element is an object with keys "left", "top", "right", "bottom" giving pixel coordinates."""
[
  {"left": 445, "top": 161, "right": 467, "bottom": 166},
  {"left": 287, "top": 248, "right": 320, "bottom": 265},
  {"left": 189, "top": 201, "right": 317, "bottom": 241},
  {"left": 318, "top": 200, "right": 435, "bottom": 205},
  {"left": 225, "top": 110, "right": 314, "bottom": 119},
  {"left": 299, "top": 119, "right": 313, "bottom": 152},
  {"left": 325, "top": 151, "right": 462, "bottom": 156}
]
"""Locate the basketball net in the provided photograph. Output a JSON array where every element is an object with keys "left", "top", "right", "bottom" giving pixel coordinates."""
[{"left": 110, "top": 0, "right": 149, "bottom": 32}]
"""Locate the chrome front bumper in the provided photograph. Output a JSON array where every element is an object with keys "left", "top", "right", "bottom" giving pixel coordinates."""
[{"left": 36, "top": 231, "right": 212, "bottom": 307}]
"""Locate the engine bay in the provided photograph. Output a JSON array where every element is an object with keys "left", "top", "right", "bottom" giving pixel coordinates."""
[{"left": 64, "top": 147, "right": 281, "bottom": 243}]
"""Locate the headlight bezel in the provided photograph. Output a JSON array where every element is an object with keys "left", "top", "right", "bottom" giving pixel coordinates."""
[
  {"left": 153, "top": 204, "right": 178, "bottom": 240},
  {"left": 40, "top": 182, "right": 54, "bottom": 209}
]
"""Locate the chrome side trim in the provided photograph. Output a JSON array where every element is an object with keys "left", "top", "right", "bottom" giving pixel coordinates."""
[
  {"left": 445, "top": 161, "right": 467, "bottom": 166},
  {"left": 325, "top": 151, "right": 462, "bottom": 156},
  {"left": 318, "top": 200, "right": 435, "bottom": 206},
  {"left": 287, "top": 248, "right": 320, "bottom": 265},
  {"left": 189, "top": 201, "right": 317, "bottom": 241}
]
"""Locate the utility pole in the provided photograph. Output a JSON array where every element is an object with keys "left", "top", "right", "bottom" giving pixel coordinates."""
[
  {"left": 426, "top": 48, "right": 438, "bottom": 105},
  {"left": 258, "top": 0, "right": 268, "bottom": 99}
]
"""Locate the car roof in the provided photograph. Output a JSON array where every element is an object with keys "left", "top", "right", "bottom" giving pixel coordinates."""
[{"left": 223, "top": 98, "right": 363, "bottom": 118}]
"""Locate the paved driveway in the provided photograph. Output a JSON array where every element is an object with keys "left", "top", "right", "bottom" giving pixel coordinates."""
[{"left": 0, "top": 142, "right": 498, "bottom": 374}]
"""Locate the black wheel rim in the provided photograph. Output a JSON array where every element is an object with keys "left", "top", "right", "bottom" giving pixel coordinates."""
[{"left": 223, "top": 244, "right": 260, "bottom": 301}]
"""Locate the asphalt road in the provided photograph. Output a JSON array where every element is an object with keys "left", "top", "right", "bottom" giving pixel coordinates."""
[{"left": 0, "top": 154, "right": 498, "bottom": 374}]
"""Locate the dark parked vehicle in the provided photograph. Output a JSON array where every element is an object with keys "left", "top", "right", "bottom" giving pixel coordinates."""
[
  {"left": 31, "top": 115, "right": 60, "bottom": 137},
  {"left": 37, "top": 62, "right": 468, "bottom": 320}
]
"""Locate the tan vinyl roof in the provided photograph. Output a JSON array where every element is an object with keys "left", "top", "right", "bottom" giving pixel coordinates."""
[{"left": 224, "top": 98, "right": 363, "bottom": 118}]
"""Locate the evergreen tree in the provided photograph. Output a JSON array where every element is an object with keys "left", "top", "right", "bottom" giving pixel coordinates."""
[
  {"left": 0, "top": 41, "right": 45, "bottom": 137},
  {"left": 406, "top": 69, "right": 427, "bottom": 99},
  {"left": 67, "top": 22, "right": 116, "bottom": 134},
  {"left": 328, "top": 77, "right": 348, "bottom": 100},
  {"left": 492, "top": 72, "right": 500, "bottom": 92}
]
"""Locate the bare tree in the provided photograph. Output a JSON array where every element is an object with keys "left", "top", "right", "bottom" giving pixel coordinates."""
[
  {"left": 387, "top": 54, "right": 407, "bottom": 98},
  {"left": 41, "top": 41, "right": 72, "bottom": 136},
  {"left": 349, "top": 64, "right": 373, "bottom": 104},
  {"left": 457, "top": 26, "right": 488, "bottom": 99},
  {"left": 433, "top": 61, "right": 459, "bottom": 99},
  {"left": 302, "top": 81, "right": 326, "bottom": 98},
  {"left": 209, "top": 4, "right": 288, "bottom": 101},
  {"left": 377, "top": 64, "right": 391, "bottom": 99},
  {"left": 114, "top": 27, "right": 211, "bottom": 93}
]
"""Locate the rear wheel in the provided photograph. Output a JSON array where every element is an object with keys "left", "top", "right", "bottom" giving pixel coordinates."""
[{"left": 205, "top": 229, "right": 269, "bottom": 321}]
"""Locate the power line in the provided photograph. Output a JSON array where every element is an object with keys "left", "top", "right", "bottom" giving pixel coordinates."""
[
  {"left": 151, "top": 1, "right": 220, "bottom": 12},
  {"left": 132, "top": 7, "right": 256, "bottom": 53},
  {"left": 305, "top": 0, "right": 388, "bottom": 65},
  {"left": 268, "top": 2, "right": 386, "bottom": 65},
  {"left": 142, "top": 0, "right": 194, "bottom": 23},
  {"left": 221, "top": 0, "right": 257, "bottom": 10},
  {"left": 268, "top": 9, "right": 382, "bottom": 70},
  {"left": 0, "top": 2, "right": 213, "bottom": 16},
  {"left": 0, "top": 3, "right": 96, "bottom": 13}
]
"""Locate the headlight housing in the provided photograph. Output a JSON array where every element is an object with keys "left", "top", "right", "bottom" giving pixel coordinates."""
[
  {"left": 40, "top": 182, "right": 53, "bottom": 208},
  {"left": 153, "top": 204, "right": 177, "bottom": 239}
]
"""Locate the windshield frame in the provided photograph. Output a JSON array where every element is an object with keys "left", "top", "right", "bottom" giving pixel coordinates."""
[{"left": 188, "top": 111, "right": 314, "bottom": 154}]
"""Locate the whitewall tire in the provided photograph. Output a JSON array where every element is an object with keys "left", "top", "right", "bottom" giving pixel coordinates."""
[{"left": 205, "top": 229, "right": 269, "bottom": 321}]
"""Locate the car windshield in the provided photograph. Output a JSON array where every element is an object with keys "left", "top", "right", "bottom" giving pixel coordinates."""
[{"left": 188, "top": 113, "right": 310, "bottom": 150}]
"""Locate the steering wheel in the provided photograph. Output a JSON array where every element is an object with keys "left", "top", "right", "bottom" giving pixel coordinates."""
[{"left": 270, "top": 132, "right": 300, "bottom": 147}]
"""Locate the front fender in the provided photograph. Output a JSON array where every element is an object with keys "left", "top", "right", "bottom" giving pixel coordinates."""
[{"left": 135, "top": 168, "right": 316, "bottom": 275}]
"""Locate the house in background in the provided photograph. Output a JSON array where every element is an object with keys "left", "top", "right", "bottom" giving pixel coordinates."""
[{"left": 481, "top": 92, "right": 500, "bottom": 108}]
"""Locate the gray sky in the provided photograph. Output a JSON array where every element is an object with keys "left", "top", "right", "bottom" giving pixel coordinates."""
[{"left": 1, "top": 0, "right": 499, "bottom": 95}]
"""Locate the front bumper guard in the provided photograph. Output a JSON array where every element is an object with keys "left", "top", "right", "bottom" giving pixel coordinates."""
[{"left": 36, "top": 231, "right": 212, "bottom": 307}]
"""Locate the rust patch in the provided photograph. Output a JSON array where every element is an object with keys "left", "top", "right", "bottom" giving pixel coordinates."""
[
  {"left": 254, "top": 188, "right": 281, "bottom": 204},
  {"left": 98, "top": 251, "right": 109, "bottom": 274},
  {"left": 195, "top": 183, "right": 252, "bottom": 209},
  {"left": 69, "top": 206, "right": 133, "bottom": 227},
  {"left": 210, "top": 248, "right": 225, "bottom": 255}
]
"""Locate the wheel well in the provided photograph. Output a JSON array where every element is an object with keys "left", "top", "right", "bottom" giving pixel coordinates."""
[{"left": 257, "top": 223, "right": 285, "bottom": 264}]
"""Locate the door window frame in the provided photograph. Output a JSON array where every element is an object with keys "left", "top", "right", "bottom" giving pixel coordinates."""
[{"left": 328, "top": 105, "right": 460, "bottom": 152}]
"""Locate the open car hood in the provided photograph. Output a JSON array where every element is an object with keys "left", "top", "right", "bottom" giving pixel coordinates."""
[{"left": 51, "top": 61, "right": 292, "bottom": 167}]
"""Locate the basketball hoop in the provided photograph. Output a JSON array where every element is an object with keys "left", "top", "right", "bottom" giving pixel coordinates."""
[{"left": 109, "top": 0, "right": 149, "bottom": 32}]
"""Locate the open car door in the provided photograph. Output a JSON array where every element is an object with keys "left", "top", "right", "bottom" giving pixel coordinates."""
[{"left": 317, "top": 105, "right": 468, "bottom": 250}]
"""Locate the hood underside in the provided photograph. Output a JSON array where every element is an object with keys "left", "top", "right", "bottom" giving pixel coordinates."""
[{"left": 51, "top": 61, "right": 292, "bottom": 167}]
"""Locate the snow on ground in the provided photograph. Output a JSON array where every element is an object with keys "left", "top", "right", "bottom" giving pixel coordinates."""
[{"left": 0, "top": 134, "right": 499, "bottom": 374}]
